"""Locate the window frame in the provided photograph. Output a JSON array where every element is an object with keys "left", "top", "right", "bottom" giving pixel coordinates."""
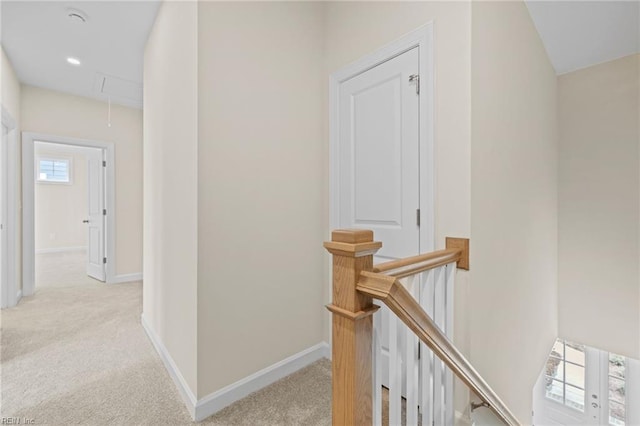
[
  {"left": 36, "top": 156, "right": 73, "bottom": 185},
  {"left": 544, "top": 339, "right": 587, "bottom": 413},
  {"left": 606, "top": 353, "right": 627, "bottom": 426}
]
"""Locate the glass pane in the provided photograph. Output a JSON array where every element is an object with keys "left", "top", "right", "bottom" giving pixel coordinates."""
[
  {"left": 38, "top": 159, "right": 69, "bottom": 182},
  {"left": 565, "top": 384, "right": 585, "bottom": 411},
  {"left": 609, "top": 376, "right": 625, "bottom": 404},
  {"left": 545, "top": 357, "right": 564, "bottom": 380},
  {"left": 566, "top": 363, "right": 585, "bottom": 388},
  {"left": 565, "top": 341, "right": 585, "bottom": 366},
  {"left": 551, "top": 339, "right": 564, "bottom": 359},
  {"left": 609, "top": 354, "right": 626, "bottom": 379},
  {"left": 610, "top": 401, "right": 626, "bottom": 426},
  {"left": 545, "top": 378, "right": 563, "bottom": 403}
]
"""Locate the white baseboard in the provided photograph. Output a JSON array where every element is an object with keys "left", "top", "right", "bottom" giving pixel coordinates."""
[
  {"left": 140, "top": 314, "right": 197, "bottom": 419},
  {"left": 194, "top": 341, "right": 330, "bottom": 421},
  {"left": 35, "top": 246, "right": 86, "bottom": 254},
  {"left": 110, "top": 273, "right": 142, "bottom": 284},
  {"left": 141, "top": 312, "right": 329, "bottom": 422}
]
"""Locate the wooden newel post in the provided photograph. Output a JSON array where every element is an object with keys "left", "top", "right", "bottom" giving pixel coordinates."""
[{"left": 324, "top": 229, "right": 382, "bottom": 426}]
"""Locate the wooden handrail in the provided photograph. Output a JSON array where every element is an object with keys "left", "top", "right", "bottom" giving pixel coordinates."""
[
  {"left": 373, "top": 237, "right": 470, "bottom": 277},
  {"left": 357, "top": 270, "right": 521, "bottom": 426},
  {"left": 373, "top": 248, "right": 462, "bottom": 278}
]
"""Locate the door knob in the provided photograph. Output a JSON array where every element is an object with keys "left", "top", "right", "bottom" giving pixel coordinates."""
[{"left": 82, "top": 220, "right": 89, "bottom": 223}]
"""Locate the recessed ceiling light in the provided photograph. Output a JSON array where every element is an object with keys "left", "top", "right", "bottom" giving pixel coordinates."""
[{"left": 67, "top": 57, "right": 81, "bottom": 66}]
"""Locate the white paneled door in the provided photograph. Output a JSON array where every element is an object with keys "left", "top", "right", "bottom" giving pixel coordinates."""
[
  {"left": 337, "top": 46, "right": 421, "bottom": 390},
  {"left": 338, "top": 46, "right": 420, "bottom": 260},
  {"left": 86, "top": 149, "right": 105, "bottom": 281}
]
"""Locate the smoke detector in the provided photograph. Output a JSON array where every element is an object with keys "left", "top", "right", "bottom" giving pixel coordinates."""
[{"left": 66, "top": 8, "right": 88, "bottom": 24}]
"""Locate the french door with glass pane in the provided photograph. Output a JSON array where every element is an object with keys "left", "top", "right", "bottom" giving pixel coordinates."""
[{"left": 539, "top": 339, "right": 631, "bottom": 426}]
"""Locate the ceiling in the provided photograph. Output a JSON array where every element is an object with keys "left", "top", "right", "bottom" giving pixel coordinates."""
[
  {"left": 525, "top": 0, "right": 640, "bottom": 75},
  {"left": 1, "top": 1, "right": 161, "bottom": 109},
  {"left": 1, "top": 1, "right": 637, "bottom": 106}
]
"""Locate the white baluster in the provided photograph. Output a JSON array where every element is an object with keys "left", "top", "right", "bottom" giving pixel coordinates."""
[
  {"left": 420, "top": 270, "right": 434, "bottom": 426},
  {"left": 373, "top": 309, "right": 382, "bottom": 426},
  {"left": 444, "top": 263, "right": 456, "bottom": 426},
  {"left": 389, "top": 296, "right": 402, "bottom": 426},
  {"left": 433, "top": 266, "right": 446, "bottom": 426},
  {"left": 405, "top": 275, "right": 419, "bottom": 425}
]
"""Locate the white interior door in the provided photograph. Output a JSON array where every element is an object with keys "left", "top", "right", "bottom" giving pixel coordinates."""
[
  {"left": 338, "top": 47, "right": 420, "bottom": 260},
  {"left": 337, "top": 47, "right": 421, "bottom": 389},
  {"left": 86, "top": 149, "right": 105, "bottom": 281}
]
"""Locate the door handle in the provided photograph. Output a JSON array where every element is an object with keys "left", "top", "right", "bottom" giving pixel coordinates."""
[
  {"left": 82, "top": 220, "right": 90, "bottom": 224},
  {"left": 592, "top": 402, "right": 599, "bottom": 408}
]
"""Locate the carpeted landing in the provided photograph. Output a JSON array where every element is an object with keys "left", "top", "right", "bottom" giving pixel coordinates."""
[{"left": 1, "top": 253, "right": 334, "bottom": 425}]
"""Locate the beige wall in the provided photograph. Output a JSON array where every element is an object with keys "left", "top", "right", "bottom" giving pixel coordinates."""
[
  {"left": 1, "top": 47, "right": 22, "bottom": 292},
  {"left": 21, "top": 85, "right": 142, "bottom": 276},
  {"left": 470, "top": 1, "right": 558, "bottom": 422},
  {"left": 143, "top": 0, "right": 199, "bottom": 394},
  {"left": 196, "top": 1, "right": 325, "bottom": 397},
  {"left": 558, "top": 54, "right": 640, "bottom": 359},
  {"left": 34, "top": 144, "right": 89, "bottom": 251}
]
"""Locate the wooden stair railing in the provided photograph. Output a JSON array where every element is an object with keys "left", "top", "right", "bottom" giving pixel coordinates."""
[{"left": 324, "top": 229, "right": 520, "bottom": 426}]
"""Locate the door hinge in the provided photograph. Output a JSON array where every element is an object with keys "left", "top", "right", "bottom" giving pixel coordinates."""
[
  {"left": 409, "top": 74, "right": 420, "bottom": 95},
  {"left": 103, "top": 209, "right": 107, "bottom": 216},
  {"left": 102, "top": 160, "right": 107, "bottom": 167},
  {"left": 103, "top": 257, "right": 107, "bottom": 264},
  {"left": 416, "top": 208, "right": 421, "bottom": 227}
]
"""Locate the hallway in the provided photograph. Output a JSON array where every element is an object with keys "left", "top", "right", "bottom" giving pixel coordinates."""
[
  {"left": 1, "top": 278, "right": 194, "bottom": 424},
  {"left": 1, "top": 273, "right": 331, "bottom": 424}
]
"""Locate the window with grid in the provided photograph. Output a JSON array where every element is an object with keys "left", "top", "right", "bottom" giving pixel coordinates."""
[
  {"left": 37, "top": 158, "right": 70, "bottom": 183},
  {"left": 609, "top": 353, "right": 626, "bottom": 426},
  {"left": 544, "top": 339, "right": 586, "bottom": 411}
]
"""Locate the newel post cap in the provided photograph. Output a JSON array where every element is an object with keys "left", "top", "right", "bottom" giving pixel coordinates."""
[{"left": 323, "top": 229, "right": 382, "bottom": 257}]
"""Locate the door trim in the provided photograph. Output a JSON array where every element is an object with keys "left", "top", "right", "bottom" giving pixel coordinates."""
[
  {"left": 329, "top": 23, "right": 435, "bottom": 253},
  {"left": 1, "top": 106, "right": 18, "bottom": 308},
  {"left": 22, "top": 132, "right": 116, "bottom": 295}
]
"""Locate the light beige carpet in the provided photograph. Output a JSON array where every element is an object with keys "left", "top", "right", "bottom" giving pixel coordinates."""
[
  {"left": 35, "top": 251, "right": 102, "bottom": 289},
  {"left": 1, "top": 253, "right": 332, "bottom": 425}
]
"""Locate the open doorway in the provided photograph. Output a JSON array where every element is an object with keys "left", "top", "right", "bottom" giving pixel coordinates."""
[
  {"left": 22, "top": 133, "right": 116, "bottom": 296},
  {"left": 33, "top": 141, "right": 105, "bottom": 289}
]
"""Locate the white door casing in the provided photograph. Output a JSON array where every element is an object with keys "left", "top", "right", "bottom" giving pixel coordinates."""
[
  {"left": 86, "top": 148, "right": 106, "bottom": 281},
  {"left": 22, "top": 132, "right": 116, "bottom": 294},
  {"left": 1, "top": 107, "right": 17, "bottom": 308},
  {"left": 1, "top": 124, "right": 7, "bottom": 308}
]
